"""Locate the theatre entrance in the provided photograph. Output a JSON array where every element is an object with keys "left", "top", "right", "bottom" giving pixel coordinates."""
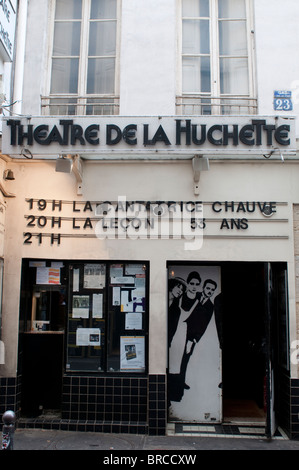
[{"left": 167, "top": 262, "right": 289, "bottom": 438}]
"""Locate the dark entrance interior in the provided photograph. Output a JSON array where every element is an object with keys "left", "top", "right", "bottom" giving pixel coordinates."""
[
  {"left": 221, "top": 262, "right": 267, "bottom": 422},
  {"left": 20, "top": 330, "right": 64, "bottom": 417},
  {"left": 221, "top": 261, "right": 289, "bottom": 427},
  {"left": 18, "top": 260, "right": 67, "bottom": 417}
]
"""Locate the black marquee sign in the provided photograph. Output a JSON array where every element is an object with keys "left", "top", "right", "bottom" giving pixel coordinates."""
[{"left": 23, "top": 198, "right": 288, "bottom": 247}]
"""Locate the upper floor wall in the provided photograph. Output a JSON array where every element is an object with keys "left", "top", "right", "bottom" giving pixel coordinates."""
[
  {"left": 11, "top": 0, "right": 299, "bottom": 135},
  {"left": 0, "top": 0, "right": 17, "bottom": 132}
]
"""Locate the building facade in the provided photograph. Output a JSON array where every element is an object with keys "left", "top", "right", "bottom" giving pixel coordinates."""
[{"left": 1, "top": 0, "right": 299, "bottom": 438}]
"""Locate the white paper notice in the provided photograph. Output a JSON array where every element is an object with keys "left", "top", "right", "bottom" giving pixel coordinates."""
[
  {"left": 111, "top": 276, "right": 134, "bottom": 285},
  {"left": 29, "top": 261, "right": 46, "bottom": 268},
  {"left": 36, "top": 267, "right": 60, "bottom": 285},
  {"left": 73, "top": 268, "right": 80, "bottom": 292},
  {"left": 92, "top": 293, "right": 103, "bottom": 318},
  {"left": 83, "top": 264, "right": 105, "bottom": 289},
  {"left": 36, "top": 267, "right": 49, "bottom": 284},
  {"left": 121, "top": 290, "right": 134, "bottom": 312},
  {"left": 72, "top": 295, "right": 89, "bottom": 318},
  {"left": 125, "top": 312, "right": 142, "bottom": 330},
  {"left": 113, "top": 287, "right": 121, "bottom": 306},
  {"left": 110, "top": 266, "right": 123, "bottom": 278},
  {"left": 125, "top": 264, "right": 145, "bottom": 275}
]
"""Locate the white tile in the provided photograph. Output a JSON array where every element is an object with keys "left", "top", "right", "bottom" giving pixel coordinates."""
[{"left": 239, "top": 427, "right": 264, "bottom": 434}]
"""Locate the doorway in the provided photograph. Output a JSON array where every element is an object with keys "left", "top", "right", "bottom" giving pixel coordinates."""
[
  {"left": 167, "top": 261, "right": 289, "bottom": 433},
  {"left": 221, "top": 262, "right": 267, "bottom": 424}
]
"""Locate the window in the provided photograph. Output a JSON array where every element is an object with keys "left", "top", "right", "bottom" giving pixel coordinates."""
[
  {"left": 67, "top": 261, "right": 148, "bottom": 373},
  {"left": 178, "top": 0, "right": 256, "bottom": 114},
  {"left": 43, "top": 0, "right": 120, "bottom": 115},
  {"left": 20, "top": 260, "right": 148, "bottom": 374}
]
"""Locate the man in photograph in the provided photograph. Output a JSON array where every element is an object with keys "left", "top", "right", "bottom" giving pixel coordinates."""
[{"left": 180, "top": 279, "right": 217, "bottom": 389}]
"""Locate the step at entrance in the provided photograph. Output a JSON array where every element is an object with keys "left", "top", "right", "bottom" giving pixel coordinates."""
[{"left": 167, "top": 422, "right": 287, "bottom": 439}]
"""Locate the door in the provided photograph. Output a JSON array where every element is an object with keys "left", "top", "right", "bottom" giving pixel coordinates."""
[
  {"left": 265, "top": 262, "right": 276, "bottom": 438},
  {"left": 167, "top": 264, "right": 222, "bottom": 422},
  {"left": 265, "top": 262, "right": 289, "bottom": 438}
]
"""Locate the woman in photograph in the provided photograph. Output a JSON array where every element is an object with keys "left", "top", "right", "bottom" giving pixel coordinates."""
[{"left": 168, "top": 277, "right": 186, "bottom": 347}]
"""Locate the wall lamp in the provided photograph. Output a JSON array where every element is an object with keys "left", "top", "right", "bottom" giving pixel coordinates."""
[
  {"left": 192, "top": 155, "right": 209, "bottom": 195},
  {"left": 55, "top": 155, "right": 73, "bottom": 173},
  {"left": 55, "top": 155, "right": 83, "bottom": 195},
  {"left": 3, "top": 169, "right": 15, "bottom": 181},
  {"left": 0, "top": 169, "right": 16, "bottom": 197}
]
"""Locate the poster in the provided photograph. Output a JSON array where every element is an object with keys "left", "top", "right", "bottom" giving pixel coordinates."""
[
  {"left": 76, "top": 328, "right": 101, "bottom": 346},
  {"left": 120, "top": 336, "right": 145, "bottom": 370},
  {"left": 120, "top": 288, "right": 145, "bottom": 313},
  {"left": 36, "top": 267, "right": 60, "bottom": 284},
  {"left": 168, "top": 265, "right": 222, "bottom": 422}
]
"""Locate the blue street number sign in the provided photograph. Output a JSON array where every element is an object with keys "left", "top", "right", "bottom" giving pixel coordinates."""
[{"left": 274, "top": 91, "right": 293, "bottom": 111}]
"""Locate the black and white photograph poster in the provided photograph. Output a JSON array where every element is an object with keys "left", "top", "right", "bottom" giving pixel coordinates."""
[{"left": 168, "top": 265, "right": 222, "bottom": 422}]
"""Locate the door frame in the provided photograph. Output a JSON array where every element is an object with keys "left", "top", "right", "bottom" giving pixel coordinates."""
[{"left": 265, "top": 262, "right": 290, "bottom": 438}]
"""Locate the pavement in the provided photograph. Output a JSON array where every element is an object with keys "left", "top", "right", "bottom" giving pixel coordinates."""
[{"left": 7, "top": 428, "right": 299, "bottom": 452}]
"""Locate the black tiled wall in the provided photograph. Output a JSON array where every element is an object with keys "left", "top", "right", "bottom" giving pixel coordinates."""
[
  {"left": 291, "top": 378, "right": 299, "bottom": 439},
  {"left": 0, "top": 376, "right": 20, "bottom": 419},
  {"left": 6, "top": 373, "right": 299, "bottom": 439},
  {"left": 148, "top": 375, "right": 167, "bottom": 435},
  {"left": 4, "top": 373, "right": 167, "bottom": 435},
  {"left": 60, "top": 374, "right": 166, "bottom": 435},
  {"left": 276, "top": 371, "right": 299, "bottom": 440},
  {"left": 62, "top": 375, "right": 148, "bottom": 427}
]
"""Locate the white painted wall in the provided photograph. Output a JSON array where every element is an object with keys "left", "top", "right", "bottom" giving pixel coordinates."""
[
  {"left": 254, "top": 0, "right": 299, "bottom": 132},
  {"left": 0, "top": 158, "right": 298, "bottom": 376},
  {"left": 119, "top": 0, "right": 177, "bottom": 115},
  {"left": 20, "top": 0, "right": 49, "bottom": 114}
]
